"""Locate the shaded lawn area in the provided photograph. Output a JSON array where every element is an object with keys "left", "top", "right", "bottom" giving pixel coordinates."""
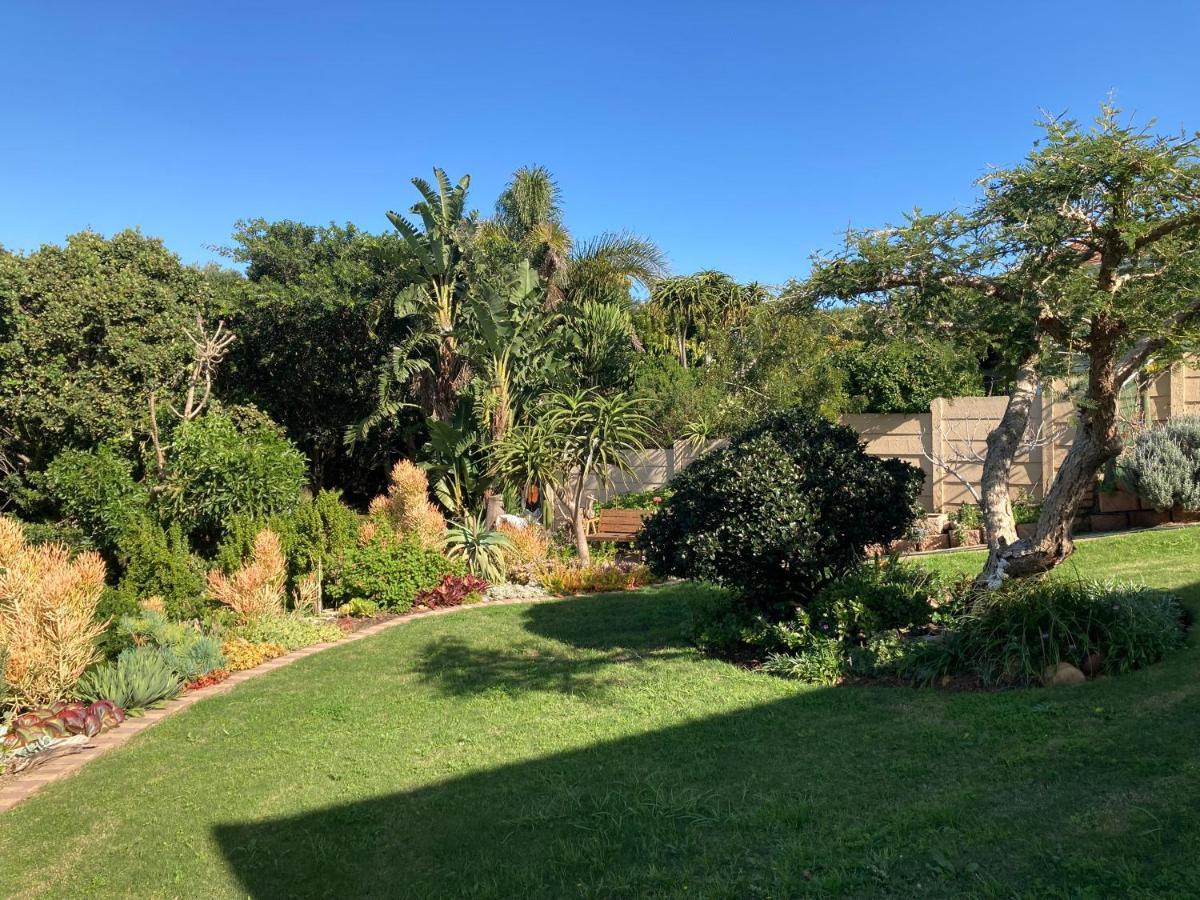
[{"left": 2, "top": 529, "right": 1200, "bottom": 897}]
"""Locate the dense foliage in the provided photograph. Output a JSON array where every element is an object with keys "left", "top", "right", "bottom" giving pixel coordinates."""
[
  {"left": 159, "top": 411, "right": 307, "bottom": 548},
  {"left": 1120, "top": 418, "right": 1200, "bottom": 511},
  {"left": 638, "top": 408, "right": 924, "bottom": 610},
  {"left": 0, "top": 230, "right": 211, "bottom": 510},
  {"left": 903, "top": 579, "right": 1187, "bottom": 687},
  {"left": 326, "top": 527, "right": 462, "bottom": 612}
]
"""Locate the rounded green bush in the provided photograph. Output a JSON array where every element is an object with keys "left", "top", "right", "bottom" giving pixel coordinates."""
[
  {"left": 326, "top": 527, "right": 462, "bottom": 613},
  {"left": 638, "top": 407, "right": 923, "bottom": 612}
]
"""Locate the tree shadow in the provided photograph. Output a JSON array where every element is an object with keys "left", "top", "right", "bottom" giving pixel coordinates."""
[
  {"left": 517, "top": 582, "right": 713, "bottom": 651},
  {"left": 213, "top": 579, "right": 1200, "bottom": 897},
  {"left": 212, "top": 664, "right": 1200, "bottom": 898},
  {"left": 411, "top": 635, "right": 690, "bottom": 698},
  {"left": 411, "top": 586, "right": 698, "bottom": 698}
]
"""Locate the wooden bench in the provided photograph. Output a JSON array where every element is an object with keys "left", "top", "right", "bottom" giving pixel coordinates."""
[{"left": 587, "top": 508, "right": 650, "bottom": 543}]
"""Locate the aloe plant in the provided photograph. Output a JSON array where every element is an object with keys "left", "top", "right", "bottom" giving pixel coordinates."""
[{"left": 445, "top": 513, "right": 512, "bottom": 582}]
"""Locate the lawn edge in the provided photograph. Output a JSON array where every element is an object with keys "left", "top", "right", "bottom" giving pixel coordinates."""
[{"left": 0, "top": 591, "right": 588, "bottom": 815}]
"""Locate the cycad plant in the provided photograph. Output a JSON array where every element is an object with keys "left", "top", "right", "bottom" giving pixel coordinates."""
[{"left": 445, "top": 513, "right": 513, "bottom": 582}]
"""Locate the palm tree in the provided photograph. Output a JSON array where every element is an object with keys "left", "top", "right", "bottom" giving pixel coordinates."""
[
  {"left": 542, "top": 390, "right": 652, "bottom": 562},
  {"left": 492, "top": 166, "right": 668, "bottom": 309}
]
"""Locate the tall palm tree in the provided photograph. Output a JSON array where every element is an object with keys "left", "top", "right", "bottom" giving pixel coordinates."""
[{"left": 493, "top": 166, "right": 668, "bottom": 309}]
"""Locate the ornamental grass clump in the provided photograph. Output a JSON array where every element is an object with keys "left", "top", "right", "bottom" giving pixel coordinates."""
[
  {"left": 206, "top": 528, "right": 286, "bottom": 622},
  {"left": 901, "top": 578, "right": 1187, "bottom": 687},
  {"left": 0, "top": 516, "right": 109, "bottom": 709}
]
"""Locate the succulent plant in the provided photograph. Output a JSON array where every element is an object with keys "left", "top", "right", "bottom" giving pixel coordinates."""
[
  {"left": 0, "top": 699, "right": 126, "bottom": 751},
  {"left": 77, "top": 645, "right": 183, "bottom": 712}
]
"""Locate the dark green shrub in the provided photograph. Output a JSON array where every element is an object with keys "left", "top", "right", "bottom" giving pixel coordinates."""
[
  {"left": 95, "top": 589, "right": 142, "bottom": 659},
  {"left": 114, "top": 517, "right": 208, "bottom": 620},
  {"left": 326, "top": 527, "right": 462, "bottom": 612},
  {"left": 17, "top": 520, "right": 95, "bottom": 553},
  {"left": 216, "top": 490, "right": 360, "bottom": 583},
  {"left": 638, "top": 407, "right": 923, "bottom": 613},
  {"left": 1120, "top": 417, "right": 1200, "bottom": 510},
  {"left": 685, "top": 585, "right": 771, "bottom": 657},
  {"left": 158, "top": 410, "right": 307, "bottom": 548},
  {"left": 902, "top": 579, "right": 1187, "bottom": 687},
  {"left": 807, "top": 556, "right": 941, "bottom": 639},
  {"left": 42, "top": 444, "right": 149, "bottom": 554}
]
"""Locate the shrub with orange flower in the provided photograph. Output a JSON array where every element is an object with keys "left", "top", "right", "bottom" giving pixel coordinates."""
[
  {"left": 0, "top": 516, "right": 108, "bottom": 708},
  {"left": 206, "top": 528, "right": 286, "bottom": 622}
]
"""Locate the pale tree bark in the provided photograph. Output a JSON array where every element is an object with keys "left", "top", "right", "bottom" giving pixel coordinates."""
[
  {"left": 975, "top": 325, "right": 1125, "bottom": 588},
  {"left": 977, "top": 353, "right": 1040, "bottom": 555}
]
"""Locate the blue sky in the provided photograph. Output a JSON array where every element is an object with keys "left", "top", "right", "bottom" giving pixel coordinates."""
[{"left": 4, "top": 1, "right": 1200, "bottom": 285}]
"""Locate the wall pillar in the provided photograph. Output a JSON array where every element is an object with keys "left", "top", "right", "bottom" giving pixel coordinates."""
[
  {"left": 1169, "top": 363, "right": 1188, "bottom": 419},
  {"left": 929, "top": 398, "right": 946, "bottom": 513}
]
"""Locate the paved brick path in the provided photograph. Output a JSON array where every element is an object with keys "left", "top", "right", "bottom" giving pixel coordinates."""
[{"left": 0, "top": 595, "right": 561, "bottom": 814}]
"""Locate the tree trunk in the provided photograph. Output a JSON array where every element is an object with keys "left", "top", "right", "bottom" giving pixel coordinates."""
[
  {"left": 572, "top": 498, "right": 590, "bottom": 563},
  {"left": 975, "top": 329, "right": 1124, "bottom": 588},
  {"left": 977, "top": 354, "right": 1039, "bottom": 557}
]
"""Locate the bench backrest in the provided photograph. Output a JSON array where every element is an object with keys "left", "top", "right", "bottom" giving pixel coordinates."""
[{"left": 595, "top": 508, "right": 650, "bottom": 534}]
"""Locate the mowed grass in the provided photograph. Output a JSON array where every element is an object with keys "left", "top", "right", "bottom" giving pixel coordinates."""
[{"left": 2, "top": 528, "right": 1200, "bottom": 898}]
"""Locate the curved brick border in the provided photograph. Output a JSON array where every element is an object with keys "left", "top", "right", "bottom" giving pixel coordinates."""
[{"left": 0, "top": 594, "right": 566, "bottom": 814}]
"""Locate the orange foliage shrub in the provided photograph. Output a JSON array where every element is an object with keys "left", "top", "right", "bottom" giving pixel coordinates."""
[
  {"left": 0, "top": 516, "right": 108, "bottom": 708},
  {"left": 367, "top": 460, "right": 445, "bottom": 549},
  {"left": 497, "top": 521, "right": 551, "bottom": 581},
  {"left": 206, "top": 528, "right": 286, "bottom": 622}
]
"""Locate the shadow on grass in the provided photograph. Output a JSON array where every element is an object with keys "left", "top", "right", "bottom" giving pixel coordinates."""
[
  {"left": 411, "top": 635, "right": 693, "bottom": 698},
  {"left": 213, "top": 582, "right": 1200, "bottom": 898},
  {"left": 411, "top": 588, "right": 701, "bottom": 698}
]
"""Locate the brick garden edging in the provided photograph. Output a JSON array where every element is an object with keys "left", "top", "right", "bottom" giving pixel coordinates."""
[{"left": 0, "top": 594, "right": 566, "bottom": 814}]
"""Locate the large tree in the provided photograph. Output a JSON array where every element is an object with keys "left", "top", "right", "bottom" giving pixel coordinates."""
[
  {"left": 0, "top": 230, "right": 210, "bottom": 510},
  {"left": 803, "top": 105, "right": 1200, "bottom": 586},
  {"left": 215, "top": 220, "right": 412, "bottom": 498}
]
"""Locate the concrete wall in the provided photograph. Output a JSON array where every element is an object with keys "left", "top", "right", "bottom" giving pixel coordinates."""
[{"left": 570, "top": 361, "right": 1200, "bottom": 516}]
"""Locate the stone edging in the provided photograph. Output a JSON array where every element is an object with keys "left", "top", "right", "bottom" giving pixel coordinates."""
[{"left": 0, "top": 594, "right": 564, "bottom": 815}]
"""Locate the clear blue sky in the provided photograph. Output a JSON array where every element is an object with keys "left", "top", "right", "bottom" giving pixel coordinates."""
[{"left": 4, "top": 1, "right": 1200, "bottom": 286}]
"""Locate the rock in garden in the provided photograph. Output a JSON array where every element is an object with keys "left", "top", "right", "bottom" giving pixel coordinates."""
[{"left": 1042, "top": 662, "right": 1087, "bottom": 687}]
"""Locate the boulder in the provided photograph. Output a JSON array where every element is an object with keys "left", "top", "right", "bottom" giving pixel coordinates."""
[{"left": 1042, "top": 662, "right": 1087, "bottom": 687}]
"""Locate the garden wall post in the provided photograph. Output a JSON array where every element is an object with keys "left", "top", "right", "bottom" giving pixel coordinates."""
[
  {"left": 929, "top": 398, "right": 947, "bottom": 512},
  {"left": 1169, "top": 363, "right": 1188, "bottom": 419}
]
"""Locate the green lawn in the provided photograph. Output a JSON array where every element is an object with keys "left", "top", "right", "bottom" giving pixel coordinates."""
[{"left": 3, "top": 528, "right": 1200, "bottom": 898}]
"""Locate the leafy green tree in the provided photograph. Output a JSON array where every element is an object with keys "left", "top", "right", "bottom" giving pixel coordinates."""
[
  {"left": 803, "top": 105, "right": 1200, "bottom": 585},
  {"left": 215, "top": 220, "right": 413, "bottom": 498},
  {"left": 837, "top": 339, "right": 984, "bottom": 413},
  {"left": 0, "top": 230, "right": 210, "bottom": 510}
]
